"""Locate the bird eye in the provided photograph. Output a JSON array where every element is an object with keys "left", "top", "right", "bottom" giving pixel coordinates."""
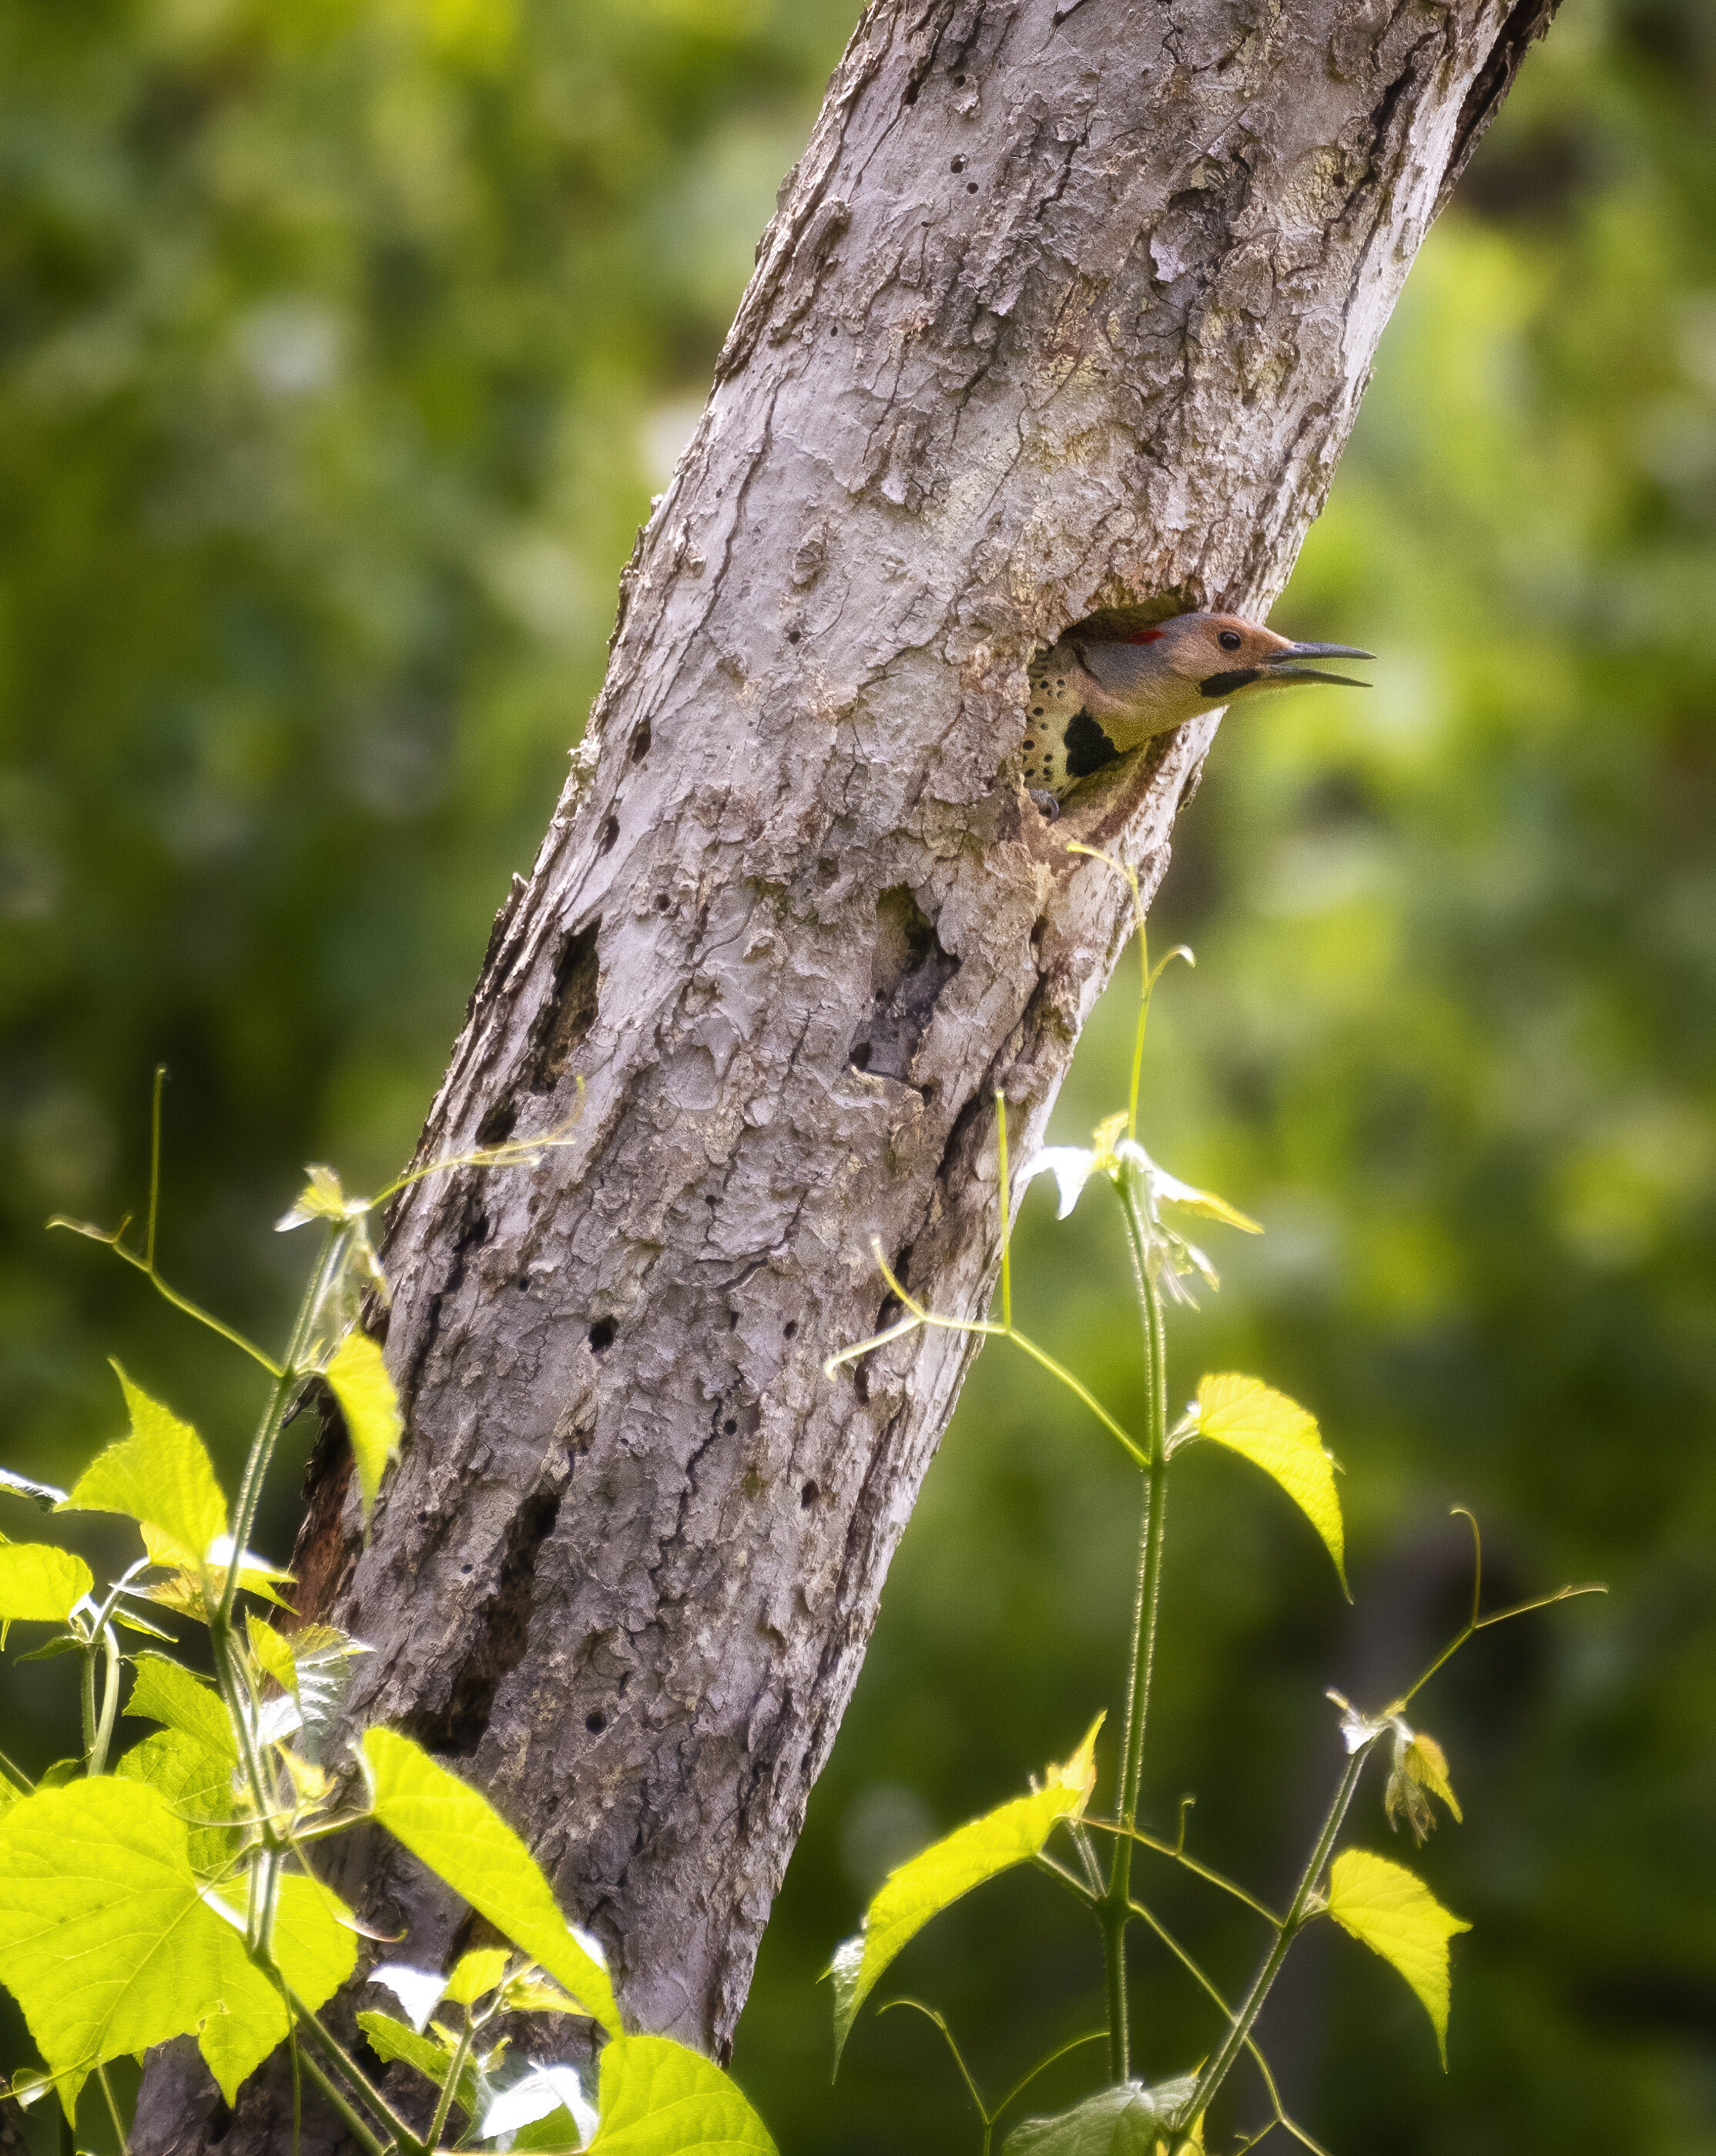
[{"left": 1218, "top": 629, "right": 1242, "bottom": 651}]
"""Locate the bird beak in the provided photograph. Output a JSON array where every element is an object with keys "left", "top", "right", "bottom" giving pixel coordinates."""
[
  {"left": 1258, "top": 640, "right": 1375, "bottom": 689},
  {"left": 1275, "top": 640, "right": 1376, "bottom": 662}
]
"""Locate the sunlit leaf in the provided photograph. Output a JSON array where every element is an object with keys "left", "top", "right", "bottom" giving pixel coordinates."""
[
  {"left": 1150, "top": 1169, "right": 1262, "bottom": 1236},
  {"left": 363, "top": 1729, "right": 622, "bottom": 2037},
  {"left": 503, "top": 1971, "right": 582, "bottom": 2016},
  {"left": 128, "top": 1653, "right": 236, "bottom": 1763},
  {"left": 286, "top": 1623, "right": 367, "bottom": 1762},
  {"left": 277, "top": 1165, "right": 354, "bottom": 1230},
  {"left": 1190, "top": 1376, "right": 1346, "bottom": 1593},
  {"left": 246, "top": 1612, "right": 297, "bottom": 1693},
  {"left": 356, "top": 2010, "right": 481, "bottom": 2118},
  {"left": 1385, "top": 1725, "right": 1463, "bottom": 1844},
  {"left": 1326, "top": 1849, "right": 1471, "bottom": 2065},
  {"left": 1004, "top": 2074, "right": 1199, "bottom": 2154},
  {"left": 197, "top": 1870, "right": 360, "bottom": 2103},
  {"left": 588, "top": 2034, "right": 775, "bottom": 2154},
  {"left": 0, "top": 1779, "right": 256, "bottom": 2114},
  {"left": 324, "top": 1330, "right": 402, "bottom": 1521},
  {"left": 444, "top": 1945, "right": 511, "bottom": 2007},
  {"left": 62, "top": 1366, "right": 227, "bottom": 1569},
  {"left": 114, "top": 1730, "right": 238, "bottom": 1877},
  {"left": 828, "top": 1716, "right": 1102, "bottom": 2070},
  {"left": 0, "top": 1544, "right": 92, "bottom": 1639},
  {"left": 0, "top": 1467, "right": 69, "bottom": 1514}
]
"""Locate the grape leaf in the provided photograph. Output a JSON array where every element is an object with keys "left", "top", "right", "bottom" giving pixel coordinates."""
[
  {"left": 198, "top": 1872, "right": 359, "bottom": 2104},
  {"left": 0, "top": 1779, "right": 249, "bottom": 2114},
  {"left": 588, "top": 2034, "right": 776, "bottom": 2155},
  {"left": 1326, "top": 1849, "right": 1471, "bottom": 2065},
  {"left": 114, "top": 1729, "right": 238, "bottom": 1877},
  {"left": 363, "top": 1729, "right": 621, "bottom": 2036},
  {"left": 1191, "top": 1376, "right": 1346, "bottom": 1593},
  {"left": 324, "top": 1331, "right": 401, "bottom": 1521},
  {"left": 61, "top": 1366, "right": 227, "bottom": 1569},
  {"left": 128, "top": 1653, "right": 236, "bottom": 1764},
  {"left": 0, "top": 1544, "right": 92, "bottom": 1638},
  {"left": 356, "top": 2010, "right": 483, "bottom": 2120},
  {"left": 829, "top": 1717, "right": 1102, "bottom": 2069}
]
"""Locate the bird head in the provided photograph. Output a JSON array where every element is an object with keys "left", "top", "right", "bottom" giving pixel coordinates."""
[{"left": 1070, "top": 610, "right": 1373, "bottom": 736}]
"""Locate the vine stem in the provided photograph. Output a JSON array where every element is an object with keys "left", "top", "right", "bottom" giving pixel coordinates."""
[
  {"left": 427, "top": 2019, "right": 474, "bottom": 2148},
  {"left": 1101, "top": 1173, "right": 1171, "bottom": 2082},
  {"left": 1187, "top": 1739, "right": 1376, "bottom": 2124}
]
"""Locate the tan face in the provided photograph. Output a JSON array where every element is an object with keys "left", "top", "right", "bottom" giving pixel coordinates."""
[{"left": 1161, "top": 612, "right": 1297, "bottom": 682}]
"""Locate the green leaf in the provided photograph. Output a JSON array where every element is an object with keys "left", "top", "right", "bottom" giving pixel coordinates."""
[
  {"left": 324, "top": 1331, "right": 402, "bottom": 1521},
  {"left": 1326, "top": 1848, "right": 1471, "bottom": 2066},
  {"left": 199, "top": 1872, "right": 360, "bottom": 2103},
  {"left": 127, "top": 1653, "right": 237, "bottom": 1764},
  {"left": 588, "top": 2034, "right": 776, "bottom": 2154},
  {"left": 0, "top": 1543, "right": 92, "bottom": 1635},
  {"left": 277, "top": 1164, "right": 355, "bottom": 1230},
  {"left": 0, "top": 1467, "right": 68, "bottom": 1513},
  {"left": 363, "top": 1728, "right": 622, "bottom": 2036},
  {"left": 61, "top": 1365, "right": 228, "bottom": 1569},
  {"left": 444, "top": 1945, "right": 511, "bottom": 2006},
  {"left": 355, "top": 2010, "right": 481, "bottom": 2120},
  {"left": 115, "top": 1729, "right": 239, "bottom": 1877},
  {"left": 1004, "top": 2076, "right": 1200, "bottom": 2154},
  {"left": 246, "top": 1612, "right": 297, "bottom": 1693},
  {"left": 1191, "top": 1376, "right": 1346, "bottom": 1593},
  {"left": 0, "top": 1778, "right": 258, "bottom": 2111},
  {"left": 828, "top": 1716, "right": 1102, "bottom": 2070}
]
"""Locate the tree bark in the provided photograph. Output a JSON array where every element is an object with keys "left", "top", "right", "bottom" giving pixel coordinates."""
[{"left": 136, "top": 0, "right": 1554, "bottom": 2142}]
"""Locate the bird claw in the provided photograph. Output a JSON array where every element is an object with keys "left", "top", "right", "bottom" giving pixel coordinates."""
[{"left": 1027, "top": 787, "right": 1061, "bottom": 822}]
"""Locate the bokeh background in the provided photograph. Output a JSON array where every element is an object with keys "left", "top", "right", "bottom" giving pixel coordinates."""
[{"left": 2, "top": 0, "right": 1713, "bottom": 2149}]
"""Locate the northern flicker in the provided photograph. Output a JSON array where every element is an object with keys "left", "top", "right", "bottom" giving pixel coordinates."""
[{"left": 1022, "top": 610, "right": 1373, "bottom": 813}]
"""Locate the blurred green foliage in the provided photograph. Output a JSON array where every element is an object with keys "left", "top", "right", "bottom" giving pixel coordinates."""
[{"left": 1, "top": 0, "right": 1712, "bottom": 2150}]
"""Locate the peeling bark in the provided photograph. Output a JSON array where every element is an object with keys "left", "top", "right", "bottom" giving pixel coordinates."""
[{"left": 135, "top": 0, "right": 1555, "bottom": 2143}]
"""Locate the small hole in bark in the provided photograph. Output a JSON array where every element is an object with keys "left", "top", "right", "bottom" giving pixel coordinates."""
[
  {"left": 853, "top": 1363, "right": 871, "bottom": 1403},
  {"left": 589, "top": 1318, "right": 615, "bottom": 1352},
  {"left": 783, "top": 1319, "right": 798, "bottom": 1339},
  {"left": 902, "top": 79, "right": 918, "bottom": 105},
  {"left": 950, "top": 156, "right": 965, "bottom": 172},
  {"left": 630, "top": 719, "right": 651, "bottom": 763},
  {"left": 954, "top": 72, "right": 966, "bottom": 84},
  {"left": 723, "top": 1417, "right": 738, "bottom": 1435},
  {"left": 477, "top": 1099, "right": 516, "bottom": 1145},
  {"left": 585, "top": 1710, "right": 607, "bottom": 1735},
  {"left": 801, "top": 1480, "right": 819, "bottom": 1508},
  {"left": 967, "top": 180, "right": 979, "bottom": 193},
  {"left": 786, "top": 627, "right": 802, "bottom": 643},
  {"left": 654, "top": 893, "right": 671, "bottom": 913},
  {"left": 705, "top": 1192, "right": 719, "bottom": 1208},
  {"left": 461, "top": 1563, "right": 474, "bottom": 1576},
  {"left": 598, "top": 815, "right": 619, "bottom": 854},
  {"left": 850, "top": 1041, "right": 873, "bottom": 1072}
]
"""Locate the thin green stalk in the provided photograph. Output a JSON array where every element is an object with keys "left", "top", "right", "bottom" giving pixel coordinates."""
[
  {"left": 1188, "top": 1741, "right": 1374, "bottom": 2123},
  {"left": 79, "top": 1639, "right": 98, "bottom": 1767},
  {"left": 286, "top": 1992, "right": 425, "bottom": 2151},
  {"left": 1100, "top": 1175, "right": 1171, "bottom": 2082},
  {"left": 97, "top": 2063, "right": 131, "bottom": 2154},
  {"left": 220, "top": 1220, "right": 350, "bottom": 1630},
  {"left": 88, "top": 1625, "right": 122, "bottom": 1776},
  {"left": 427, "top": 2019, "right": 474, "bottom": 2147},
  {"left": 290, "top": 2042, "right": 396, "bottom": 2156}
]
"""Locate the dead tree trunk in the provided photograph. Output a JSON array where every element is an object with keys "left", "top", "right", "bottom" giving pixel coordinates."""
[{"left": 136, "top": 0, "right": 1554, "bottom": 2142}]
